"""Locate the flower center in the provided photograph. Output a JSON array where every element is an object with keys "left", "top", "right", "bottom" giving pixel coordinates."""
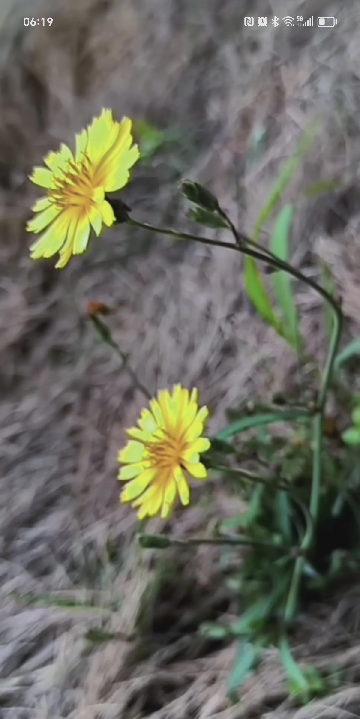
[
  {"left": 145, "top": 428, "right": 185, "bottom": 471},
  {"left": 49, "top": 154, "right": 98, "bottom": 211}
]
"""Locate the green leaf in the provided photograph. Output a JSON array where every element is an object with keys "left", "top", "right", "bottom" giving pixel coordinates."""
[
  {"left": 304, "top": 180, "right": 341, "bottom": 197},
  {"left": 226, "top": 640, "right": 260, "bottom": 699},
  {"left": 230, "top": 577, "right": 289, "bottom": 637},
  {"left": 85, "top": 628, "right": 117, "bottom": 644},
  {"left": 275, "top": 491, "right": 292, "bottom": 541},
  {"left": 279, "top": 635, "right": 310, "bottom": 703},
  {"left": 352, "top": 407, "right": 360, "bottom": 426},
  {"left": 270, "top": 204, "right": 300, "bottom": 351},
  {"left": 133, "top": 119, "right": 166, "bottom": 159},
  {"left": 214, "top": 410, "right": 309, "bottom": 441},
  {"left": 341, "top": 427, "right": 360, "bottom": 445},
  {"left": 243, "top": 126, "right": 317, "bottom": 346},
  {"left": 188, "top": 206, "right": 228, "bottom": 229},
  {"left": 199, "top": 622, "right": 229, "bottom": 640},
  {"left": 252, "top": 125, "right": 317, "bottom": 242},
  {"left": 244, "top": 258, "right": 287, "bottom": 339},
  {"left": 334, "top": 338, "right": 360, "bottom": 371}
]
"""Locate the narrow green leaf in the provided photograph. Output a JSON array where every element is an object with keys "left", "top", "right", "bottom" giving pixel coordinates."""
[
  {"left": 334, "top": 338, "right": 360, "bottom": 371},
  {"left": 279, "top": 635, "right": 309, "bottom": 702},
  {"left": 304, "top": 180, "right": 341, "bottom": 197},
  {"left": 275, "top": 491, "right": 292, "bottom": 541},
  {"left": 214, "top": 410, "right": 309, "bottom": 441},
  {"left": 200, "top": 622, "right": 229, "bottom": 640},
  {"left": 244, "top": 485, "right": 264, "bottom": 525},
  {"left": 270, "top": 204, "right": 300, "bottom": 351},
  {"left": 230, "top": 578, "right": 288, "bottom": 636},
  {"left": 226, "top": 640, "right": 259, "bottom": 698},
  {"left": 243, "top": 126, "right": 317, "bottom": 346},
  {"left": 188, "top": 206, "right": 228, "bottom": 229},
  {"left": 320, "top": 262, "right": 335, "bottom": 341},
  {"left": 341, "top": 427, "right": 360, "bottom": 446},
  {"left": 244, "top": 258, "right": 287, "bottom": 339},
  {"left": 352, "top": 407, "right": 360, "bottom": 426},
  {"left": 85, "top": 628, "right": 117, "bottom": 644},
  {"left": 252, "top": 125, "right": 317, "bottom": 242}
]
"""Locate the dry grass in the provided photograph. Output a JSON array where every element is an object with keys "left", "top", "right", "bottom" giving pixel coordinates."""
[{"left": 1, "top": 0, "right": 360, "bottom": 716}]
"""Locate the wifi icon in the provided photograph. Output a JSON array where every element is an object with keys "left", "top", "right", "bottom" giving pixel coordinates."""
[{"left": 282, "top": 16, "right": 294, "bottom": 26}]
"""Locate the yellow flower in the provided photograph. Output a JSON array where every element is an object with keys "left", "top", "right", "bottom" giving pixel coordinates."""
[
  {"left": 27, "top": 108, "right": 139, "bottom": 268},
  {"left": 118, "top": 385, "right": 211, "bottom": 520}
]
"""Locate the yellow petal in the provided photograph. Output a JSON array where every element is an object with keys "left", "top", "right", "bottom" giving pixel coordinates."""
[
  {"left": 126, "top": 426, "right": 149, "bottom": 442},
  {"left": 185, "top": 407, "right": 210, "bottom": 442},
  {"left": 73, "top": 216, "right": 90, "bottom": 255},
  {"left": 161, "top": 479, "right": 176, "bottom": 519},
  {"left": 54, "top": 213, "right": 79, "bottom": 268},
  {"left": 29, "top": 167, "right": 53, "bottom": 188},
  {"left": 43, "top": 147, "right": 72, "bottom": 172},
  {"left": 118, "top": 463, "right": 143, "bottom": 481},
  {"left": 93, "top": 186, "right": 105, "bottom": 203},
  {"left": 138, "top": 408, "right": 158, "bottom": 434},
  {"left": 132, "top": 484, "right": 158, "bottom": 509},
  {"left": 182, "top": 449, "right": 200, "bottom": 464},
  {"left": 87, "top": 206, "right": 103, "bottom": 236},
  {"left": 119, "top": 440, "right": 145, "bottom": 464},
  {"left": 174, "top": 466, "right": 190, "bottom": 505},
  {"left": 75, "top": 129, "right": 88, "bottom": 162},
  {"left": 183, "top": 461, "right": 207, "bottom": 479},
  {"left": 157, "top": 389, "right": 177, "bottom": 432},
  {"left": 98, "top": 200, "right": 115, "bottom": 227},
  {"left": 56, "top": 144, "right": 74, "bottom": 171},
  {"left": 30, "top": 211, "right": 71, "bottom": 259},
  {"left": 120, "top": 469, "right": 155, "bottom": 502},
  {"left": 187, "top": 438, "right": 211, "bottom": 454},
  {"left": 31, "top": 197, "right": 51, "bottom": 213},
  {"left": 172, "top": 385, "right": 189, "bottom": 417},
  {"left": 87, "top": 109, "right": 121, "bottom": 165},
  {"left": 27, "top": 205, "right": 61, "bottom": 234},
  {"left": 148, "top": 399, "right": 163, "bottom": 428},
  {"left": 103, "top": 145, "right": 140, "bottom": 192},
  {"left": 146, "top": 488, "right": 163, "bottom": 517}
]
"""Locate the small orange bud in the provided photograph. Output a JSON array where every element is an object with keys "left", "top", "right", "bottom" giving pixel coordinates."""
[
  {"left": 323, "top": 415, "right": 338, "bottom": 438},
  {"left": 86, "top": 301, "right": 112, "bottom": 317}
]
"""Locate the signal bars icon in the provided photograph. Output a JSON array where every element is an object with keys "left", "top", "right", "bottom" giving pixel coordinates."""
[{"left": 302, "top": 16, "right": 314, "bottom": 26}]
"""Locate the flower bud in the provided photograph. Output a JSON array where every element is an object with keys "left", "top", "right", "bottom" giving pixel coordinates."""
[
  {"left": 137, "top": 533, "right": 171, "bottom": 549},
  {"left": 179, "top": 180, "right": 220, "bottom": 212},
  {"left": 106, "top": 197, "right": 131, "bottom": 223}
]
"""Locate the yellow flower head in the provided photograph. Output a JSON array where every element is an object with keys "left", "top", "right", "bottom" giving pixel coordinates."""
[
  {"left": 118, "top": 385, "right": 211, "bottom": 520},
  {"left": 27, "top": 108, "right": 139, "bottom": 268}
]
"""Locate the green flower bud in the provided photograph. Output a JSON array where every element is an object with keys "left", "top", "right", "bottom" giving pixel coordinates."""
[
  {"left": 137, "top": 533, "right": 172, "bottom": 549},
  {"left": 179, "top": 180, "right": 220, "bottom": 212}
]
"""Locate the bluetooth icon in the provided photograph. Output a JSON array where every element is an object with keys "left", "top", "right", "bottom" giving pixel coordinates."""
[{"left": 272, "top": 16, "right": 280, "bottom": 27}]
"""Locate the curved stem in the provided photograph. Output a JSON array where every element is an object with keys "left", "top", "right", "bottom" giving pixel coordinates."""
[
  {"left": 138, "top": 532, "right": 282, "bottom": 550},
  {"left": 209, "top": 463, "right": 294, "bottom": 493},
  {"left": 128, "top": 218, "right": 341, "bottom": 321}
]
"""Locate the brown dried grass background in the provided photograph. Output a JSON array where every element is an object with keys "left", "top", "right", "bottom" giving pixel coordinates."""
[{"left": 2, "top": 0, "right": 360, "bottom": 717}]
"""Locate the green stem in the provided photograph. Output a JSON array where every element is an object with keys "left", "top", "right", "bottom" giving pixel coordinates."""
[
  {"left": 209, "top": 463, "right": 293, "bottom": 493},
  {"left": 89, "top": 314, "right": 152, "bottom": 400},
  {"left": 138, "top": 532, "right": 283, "bottom": 550}
]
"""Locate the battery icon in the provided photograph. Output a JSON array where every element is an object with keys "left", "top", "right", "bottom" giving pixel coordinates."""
[{"left": 317, "top": 16, "right": 337, "bottom": 27}]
